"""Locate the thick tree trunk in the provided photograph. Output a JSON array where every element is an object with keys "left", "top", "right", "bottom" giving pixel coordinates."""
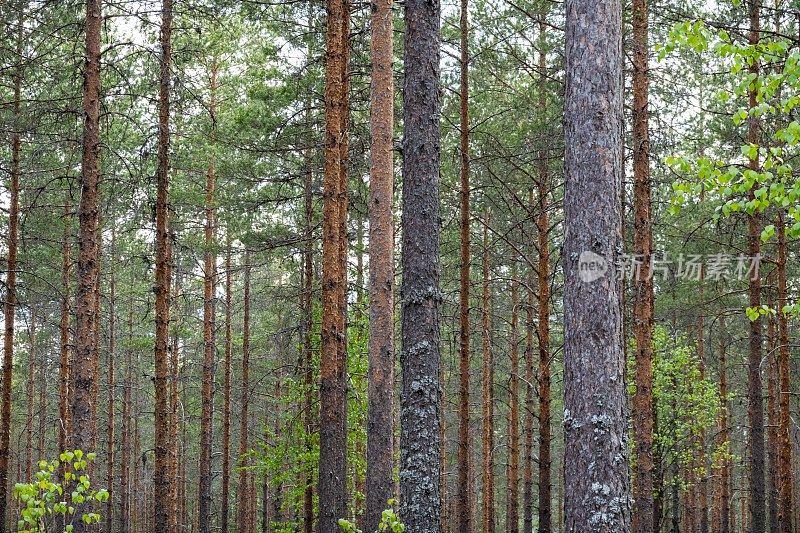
[
  {"left": 237, "top": 253, "right": 252, "bottom": 533},
  {"left": 318, "top": 0, "right": 350, "bottom": 527},
  {"left": 563, "top": 0, "right": 629, "bottom": 531},
  {"left": 631, "top": 0, "right": 655, "bottom": 530},
  {"left": 536, "top": 12, "right": 552, "bottom": 532},
  {"left": 508, "top": 262, "right": 521, "bottom": 533},
  {"left": 775, "top": 211, "right": 793, "bottom": 533},
  {"left": 198, "top": 60, "right": 219, "bottom": 533},
  {"left": 153, "top": 1, "right": 175, "bottom": 530},
  {"left": 399, "top": 0, "right": 442, "bottom": 527},
  {"left": 746, "top": 4, "right": 766, "bottom": 531},
  {"left": 456, "top": 0, "right": 473, "bottom": 529},
  {"left": 364, "top": 0, "right": 395, "bottom": 526},
  {"left": 481, "top": 214, "right": 495, "bottom": 533},
  {"left": 72, "top": 0, "right": 103, "bottom": 470}
]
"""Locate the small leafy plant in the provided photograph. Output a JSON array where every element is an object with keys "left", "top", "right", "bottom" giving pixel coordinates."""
[
  {"left": 338, "top": 500, "right": 405, "bottom": 533},
  {"left": 13, "top": 450, "right": 109, "bottom": 533}
]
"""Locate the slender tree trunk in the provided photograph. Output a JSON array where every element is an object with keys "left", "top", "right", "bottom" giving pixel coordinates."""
[
  {"left": 302, "top": 137, "right": 315, "bottom": 533},
  {"left": 198, "top": 60, "right": 219, "bottom": 533},
  {"left": 522, "top": 236, "right": 534, "bottom": 533},
  {"left": 631, "top": 0, "right": 655, "bottom": 529},
  {"left": 536, "top": 12, "right": 552, "bottom": 532},
  {"left": 0, "top": 11, "right": 23, "bottom": 531},
  {"left": 508, "top": 261, "right": 521, "bottom": 533},
  {"left": 237, "top": 253, "right": 252, "bottom": 533},
  {"left": 222, "top": 242, "right": 233, "bottom": 532},
  {"left": 746, "top": 4, "right": 766, "bottom": 531},
  {"left": 153, "top": 1, "right": 175, "bottom": 529},
  {"left": 481, "top": 214, "right": 495, "bottom": 533},
  {"left": 25, "top": 308, "right": 38, "bottom": 482},
  {"left": 775, "top": 211, "right": 793, "bottom": 533},
  {"left": 364, "top": 0, "right": 395, "bottom": 526},
  {"left": 120, "top": 305, "right": 133, "bottom": 533},
  {"left": 563, "top": 0, "right": 629, "bottom": 530},
  {"left": 717, "top": 315, "right": 731, "bottom": 533},
  {"left": 768, "top": 303, "right": 779, "bottom": 533},
  {"left": 399, "top": 0, "right": 442, "bottom": 527},
  {"left": 106, "top": 235, "right": 116, "bottom": 533},
  {"left": 59, "top": 197, "right": 73, "bottom": 454},
  {"left": 170, "top": 255, "right": 183, "bottom": 531},
  {"left": 72, "top": 0, "right": 103, "bottom": 472},
  {"left": 456, "top": 0, "right": 473, "bottom": 529},
  {"left": 696, "top": 276, "right": 709, "bottom": 533},
  {"left": 318, "top": 0, "right": 350, "bottom": 527}
]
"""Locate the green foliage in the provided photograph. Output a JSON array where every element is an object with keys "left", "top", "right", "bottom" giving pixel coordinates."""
[
  {"left": 337, "top": 501, "right": 405, "bottom": 533},
  {"left": 629, "top": 328, "right": 722, "bottom": 490},
  {"left": 13, "top": 450, "right": 109, "bottom": 533}
]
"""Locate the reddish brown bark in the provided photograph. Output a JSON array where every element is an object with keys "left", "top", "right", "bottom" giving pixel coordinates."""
[
  {"left": 481, "top": 214, "right": 495, "bottom": 533},
  {"left": 237, "top": 253, "right": 253, "bottom": 532},
  {"left": 456, "top": 0, "right": 473, "bottom": 529},
  {"left": 72, "top": 0, "right": 103, "bottom": 469},
  {"left": 715, "top": 315, "right": 731, "bottom": 533},
  {"left": 153, "top": 1, "right": 175, "bottom": 529},
  {"left": 318, "top": 0, "right": 350, "bottom": 526},
  {"left": 631, "top": 0, "right": 655, "bottom": 529},
  {"left": 775, "top": 210, "right": 793, "bottom": 532},
  {"left": 59, "top": 197, "right": 73, "bottom": 455},
  {"left": 198, "top": 60, "right": 219, "bottom": 533},
  {"left": 746, "top": 3, "right": 766, "bottom": 530},
  {"left": 536, "top": 13, "right": 552, "bottom": 529},
  {"left": 0, "top": 10, "right": 23, "bottom": 527},
  {"left": 364, "top": 0, "right": 395, "bottom": 526}
]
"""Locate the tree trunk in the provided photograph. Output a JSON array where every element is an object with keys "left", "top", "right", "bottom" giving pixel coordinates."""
[
  {"left": 106, "top": 235, "right": 116, "bottom": 533},
  {"left": 775, "top": 211, "right": 793, "bottom": 533},
  {"left": 120, "top": 305, "right": 134, "bottom": 533},
  {"left": 302, "top": 132, "right": 315, "bottom": 533},
  {"left": 563, "top": 0, "right": 629, "bottom": 530},
  {"left": 72, "top": 0, "right": 103, "bottom": 471},
  {"left": 198, "top": 60, "right": 219, "bottom": 533},
  {"left": 522, "top": 233, "right": 534, "bottom": 533},
  {"left": 237, "top": 253, "right": 253, "bottom": 532},
  {"left": 508, "top": 261, "right": 521, "bottom": 533},
  {"left": 746, "top": 3, "right": 766, "bottom": 531},
  {"left": 153, "top": 1, "right": 175, "bottom": 529},
  {"left": 170, "top": 253, "right": 183, "bottom": 531},
  {"left": 456, "top": 0, "right": 473, "bottom": 529},
  {"left": 222, "top": 242, "right": 233, "bottom": 532},
  {"left": 399, "top": 0, "right": 442, "bottom": 527},
  {"left": 768, "top": 302, "right": 779, "bottom": 533},
  {"left": 364, "top": 0, "right": 395, "bottom": 526},
  {"left": 536, "top": 11, "right": 552, "bottom": 532},
  {"left": 631, "top": 0, "right": 655, "bottom": 529},
  {"left": 318, "top": 0, "right": 350, "bottom": 527},
  {"left": 1, "top": 7, "right": 23, "bottom": 530},
  {"left": 717, "top": 315, "right": 731, "bottom": 533},
  {"left": 25, "top": 308, "right": 38, "bottom": 482},
  {"left": 59, "top": 197, "right": 73, "bottom": 454},
  {"left": 481, "top": 214, "right": 495, "bottom": 533}
]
